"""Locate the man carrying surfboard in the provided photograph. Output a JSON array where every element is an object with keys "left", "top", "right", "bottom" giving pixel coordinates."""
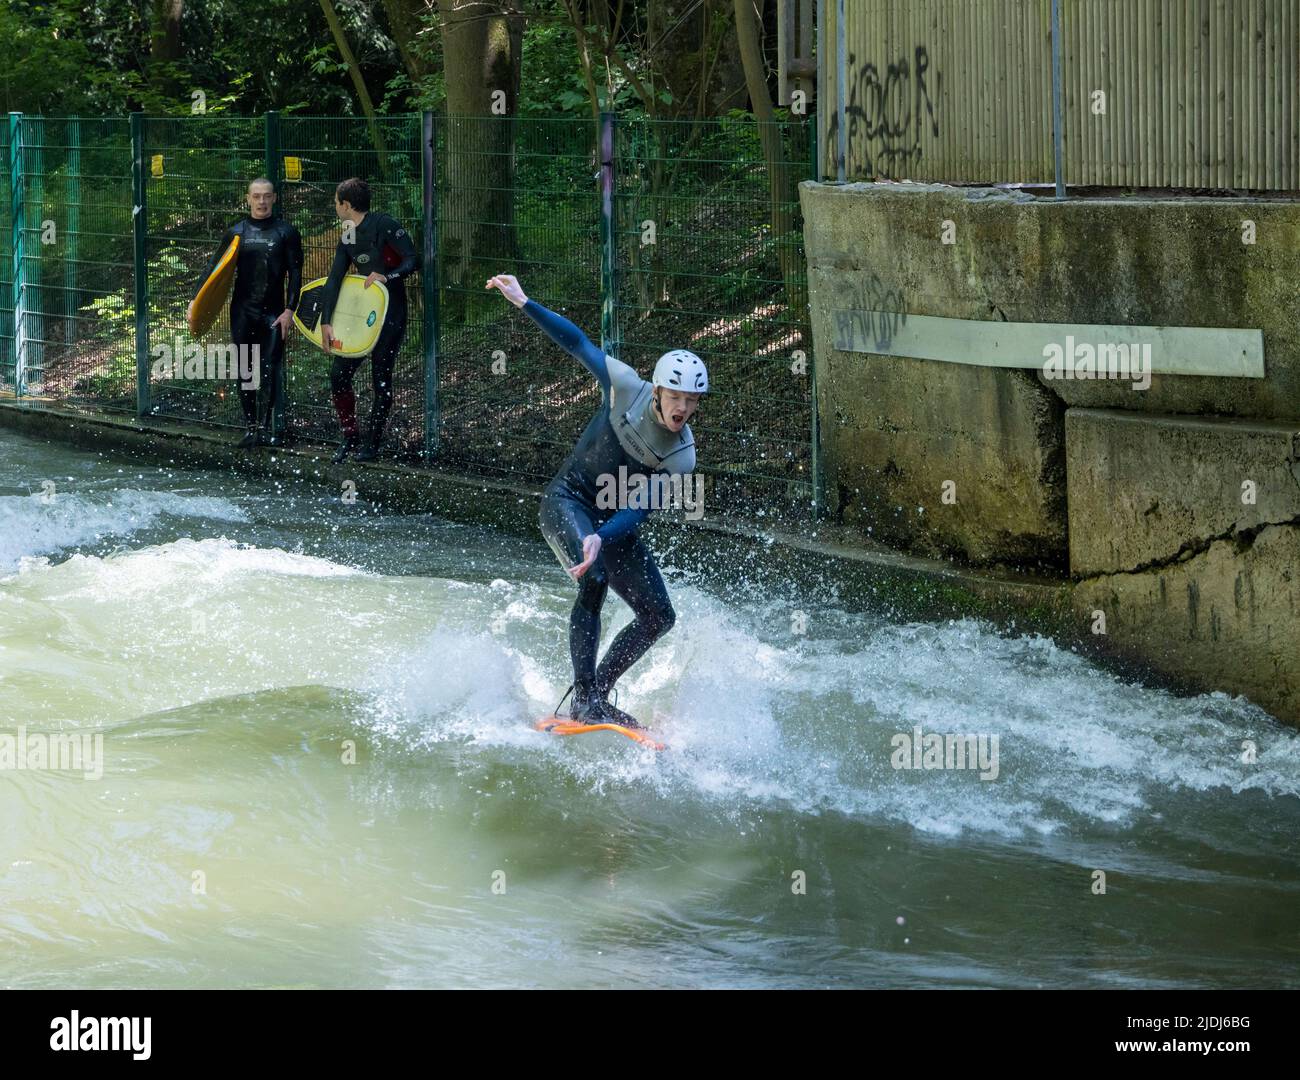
[
  {"left": 319, "top": 179, "right": 420, "bottom": 463},
  {"left": 486, "top": 273, "right": 705, "bottom": 729},
  {"left": 188, "top": 177, "right": 303, "bottom": 448}
]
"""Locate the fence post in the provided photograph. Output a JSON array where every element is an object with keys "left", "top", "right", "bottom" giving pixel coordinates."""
[
  {"left": 836, "top": 0, "right": 846, "bottom": 182},
  {"left": 806, "top": 120, "right": 823, "bottom": 517},
  {"left": 66, "top": 119, "right": 81, "bottom": 347},
  {"left": 264, "top": 110, "right": 286, "bottom": 439},
  {"left": 130, "top": 112, "right": 150, "bottom": 416},
  {"left": 598, "top": 111, "right": 618, "bottom": 357},
  {"left": 7, "top": 113, "right": 24, "bottom": 399},
  {"left": 1051, "top": 0, "right": 1066, "bottom": 199},
  {"left": 814, "top": 0, "right": 822, "bottom": 182},
  {"left": 421, "top": 110, "right": 440, "bottom": 460}
]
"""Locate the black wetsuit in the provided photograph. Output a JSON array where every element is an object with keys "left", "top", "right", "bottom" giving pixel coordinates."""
[
  {"left": 524, "top": 300, "right": 696, "bottom": 709},
  {"left": 320, "top": 211, "right": 419, "bottom": 444},
  {"left": 195, "top": 215, "right": 303, "bottom": 429}
]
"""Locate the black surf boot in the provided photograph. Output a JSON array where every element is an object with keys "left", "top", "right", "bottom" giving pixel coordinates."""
[
  {"left": 237, "top": 425, "right": 260, "bottom": 449},
  {"left": 258, "top": 399, "right": 277, "bottom": 447},
  {"left": 354, "top": 435, "right": 381, "bottom": 463},
  {"left": 598, "top": 689, "right": 645, "bottom": 730},
  {"left": 332, "top": 433, "right": 359, "bottom": 464},
  {"left": 568, "top": 685, "right": 612, "bottom": 725}
]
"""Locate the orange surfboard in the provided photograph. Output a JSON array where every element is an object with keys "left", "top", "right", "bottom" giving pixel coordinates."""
[
  {"left": 189, "top": 234, "right": 240, "bottom": 336},
  {"left": 534, "top": 715, "right": 667, "bottom": 751}
]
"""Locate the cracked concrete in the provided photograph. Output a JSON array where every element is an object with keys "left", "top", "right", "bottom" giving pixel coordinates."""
[
  {"left": 1067, "top": 408, "right": 1300, "bottom": 724},
  {"left": 1067, "top": 408, "right": 1300, "bottom": 576},
  {"left": 1074, "top": 524, "right": 1300, "bottom": 724}
]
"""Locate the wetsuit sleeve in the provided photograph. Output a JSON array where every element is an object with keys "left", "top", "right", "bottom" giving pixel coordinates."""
[
  {"left": 194, "top": 225, "right": 237, "bottom": 301},
  {"left": 319, "top": 240, "right": 351, "bottom": 325},
  {"left": 380, "top": 216, "right": 420, "bottom": 282},
  {"left": 596, "top": 506, "right": 651, "bottom": 543},
  {"left": 285, "top": 226, "right": 304, "bottom": 311},
  {"left": 521, "top": 299, "right": 610, "bottom": 391}
]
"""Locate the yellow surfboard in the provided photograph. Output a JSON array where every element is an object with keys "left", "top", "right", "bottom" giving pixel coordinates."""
[
  {"left": 188, "top": 235, "right": 240, "bottom": 336},
  {"left": 293, "top": 275, "right": 389, "bottom": 358}
]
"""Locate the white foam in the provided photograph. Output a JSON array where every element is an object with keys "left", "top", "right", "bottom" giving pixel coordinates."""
[
  {"left": 365, "top": 582, "right": 1300, "bottom": 839},
  {"left": 0, "top": 488, "right": 247, "bottom": 575}
]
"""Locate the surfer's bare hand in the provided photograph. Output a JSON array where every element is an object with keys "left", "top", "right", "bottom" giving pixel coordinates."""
[
  {"left": 363, "top": 272, "right": 386, "bottom": 289},
  {"left": 274, "top": 309, "right": 293, "bottom": 335},
  {"left": 320, "top": 323, "right": 335, "bottom": 353},
  {"left": 186, "top": 301, "right": 194, "bottom": 323},
  {"left": 485, "top": 274, "right": 527, "bottom": 308},
  {"left": 569, "top": 534, "right": 602, "bottom": 578}
]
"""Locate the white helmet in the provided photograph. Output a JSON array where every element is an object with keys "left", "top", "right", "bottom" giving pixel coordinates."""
[{"left": 653, "top": 349, "right": 708, "bottom": 393}]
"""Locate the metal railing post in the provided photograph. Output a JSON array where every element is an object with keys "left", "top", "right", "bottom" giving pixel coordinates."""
[
  {"left": 130, "top": 112, "right": 151, "bottom": 416},
  {"left": 422, "top": 110, "right": 440, "bottom": 460},
  {"left": 1052, "top": 0, "right": 1066, "bottom": 199},
  {"left": 264, "top": 109, "right": 286, "bottom": 438},
  {"left": 9, "top": 112, "right": 25, "bottom": 398},
  {"left": 836, "top": 0, "right": 846, "bottom": 182},
  {"left": 599, "top": 111, "right": 618, "bottom": 358}
]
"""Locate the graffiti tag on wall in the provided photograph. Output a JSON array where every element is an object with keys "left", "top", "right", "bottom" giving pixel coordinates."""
[
  {"left": 827, "top": 46, "right": 940, "bottom": 179},
  {"left": 831, "top": 274, "right": 909, "bottom": 354}
]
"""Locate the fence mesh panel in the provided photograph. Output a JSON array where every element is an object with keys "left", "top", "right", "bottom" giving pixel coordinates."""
[
  {"left": 2, "top": 112, "right": 818, "bottom": 522},
  {"left": 0, "top": 119, "right": 12, "bottom": 394},
  {"left": 614, "top": 117, "right": 816, "bottom": 520},
  {"left": 7, "top": 118, "right": 133, "bottom": 407},
  {"left": 434, "top": 116, "right": 604, "bottom": 487}
]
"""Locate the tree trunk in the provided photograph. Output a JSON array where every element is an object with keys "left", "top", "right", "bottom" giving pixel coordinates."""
[
  {"left": 733, "top": 0, "right": 799, "bottom": 305},
  {"left": 148, "top": 0, "right": 185, "bottom": 95},
  {"left": 379, "top": 0, "right": 429, "bottom": 79},
  {"left": 318, "top": 0, "right": 392, "bottom": 180},
  {"left": 437, "top": 0, "right": 524, "bottom": 311}
]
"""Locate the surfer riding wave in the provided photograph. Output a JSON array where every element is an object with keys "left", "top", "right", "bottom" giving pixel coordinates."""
[{"left": 486, "top": 273, "right": 707, "bottom": 729}]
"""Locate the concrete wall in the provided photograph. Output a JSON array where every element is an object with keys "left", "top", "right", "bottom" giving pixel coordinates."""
[{"left": 801, "top": 180, "right": 1300, "bottom": 725}]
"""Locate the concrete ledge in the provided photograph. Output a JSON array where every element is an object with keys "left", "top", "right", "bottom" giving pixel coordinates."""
[
  {"left": 1067, "top": 408, "right": 1300, "bottom": 577},
  {"left": 808, "top": 266, "right": 1067, "bottom": 568}
]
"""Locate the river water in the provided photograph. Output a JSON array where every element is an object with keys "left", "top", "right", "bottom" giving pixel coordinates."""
[{"left": 1, "top": 426, "right": 1297, "bottom": 989}]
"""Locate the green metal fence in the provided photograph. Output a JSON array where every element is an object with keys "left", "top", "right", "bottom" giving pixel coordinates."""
[
  {"left": 1, "top": 119, "right": 12, "bottom": 391},
  {"left": 3, "top": 116, "right": 134, "bottom": 406},
  {"left": 434, "top": 116, "right": 605, "bottom": 486},
  {"left": 1, "top": 111, "right": 817, "bottom": 521},
  {"left": 613, "top": 116, "right": 816, "bottom": 515}
]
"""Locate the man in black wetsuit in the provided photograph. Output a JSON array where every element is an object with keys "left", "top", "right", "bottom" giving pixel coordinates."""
[
  {"left": 487, "top": 273, "right": 707, "bottom": 728},
  {"left": 320, "top": 178, "right": 420, "bottom": 463},
  {"left": 189, "top": 177, "right": 303, "bottom": 448}
]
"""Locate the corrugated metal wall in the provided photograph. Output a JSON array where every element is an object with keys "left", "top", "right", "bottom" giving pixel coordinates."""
[{"left": 820, "top": 0, "right": 1300, "bottom": 190}]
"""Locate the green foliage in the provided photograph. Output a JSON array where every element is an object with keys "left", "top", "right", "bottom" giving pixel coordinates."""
[{"left": 0, "top": 0, "right": 381, "bottom": 116}]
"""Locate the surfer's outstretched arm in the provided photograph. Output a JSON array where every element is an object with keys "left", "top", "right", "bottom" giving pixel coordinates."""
[
  {"left": 486, "top": 274, "right": 610, "bottom": 391},
  {"left": 522, "top": 300, "right": 610, "bottom": 390}
]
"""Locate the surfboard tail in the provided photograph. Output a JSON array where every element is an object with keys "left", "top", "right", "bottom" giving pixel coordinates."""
[{"left": 534, "top": 716, "right": 666, "bottom": 751}]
